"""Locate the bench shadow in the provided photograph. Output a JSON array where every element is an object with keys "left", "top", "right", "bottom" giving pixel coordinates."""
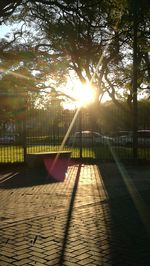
[
  {"left": 0, "top": 159, "right": 79, "bottom": 189},
  {"left": 0, "top": 166, "right": 67, "bottom": 189},
  {"left": 97, "top": 162, "right": 150, "bottom": 266}
]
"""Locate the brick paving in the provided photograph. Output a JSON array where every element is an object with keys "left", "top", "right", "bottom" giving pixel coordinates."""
[{"left": 0, "top": 162, "right": 150, "bottom": 265}]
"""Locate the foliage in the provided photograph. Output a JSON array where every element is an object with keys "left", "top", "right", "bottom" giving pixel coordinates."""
[
  {"left": 26, "top": 1, "right": 150, "bottom": 105},
  {"left": 85, "top": 98, "right": 150, "bottom": 134},
  {"left": 0, "top": 0, "right": 149, "bottom": 111}
]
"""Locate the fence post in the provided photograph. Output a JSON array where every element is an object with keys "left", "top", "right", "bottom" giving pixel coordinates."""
[
  {"left": 132, "top": 0, "right": 138, "bottom": 160},
  {"left": 79, "top": 108, "right": 82, "bottom": 159},
  {"left": 23, "top": 97, "right": 27, "bottom": 163}
]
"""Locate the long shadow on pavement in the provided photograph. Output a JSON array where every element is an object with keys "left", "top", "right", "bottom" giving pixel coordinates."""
[{"left": 98, "top": 161, "right": 150, "bottom": 266}]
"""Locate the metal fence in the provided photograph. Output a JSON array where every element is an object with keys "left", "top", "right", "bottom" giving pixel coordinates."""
[{"left": 0, "top": 99, "right": 150, "bottom": 164}]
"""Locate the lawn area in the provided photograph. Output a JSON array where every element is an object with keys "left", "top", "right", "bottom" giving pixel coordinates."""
[
  {"left": 0, "top": 145, "right": 95, "bottom": 163},
  {"left": 0, "top": 145, "right": 149, "bottom": 163}
]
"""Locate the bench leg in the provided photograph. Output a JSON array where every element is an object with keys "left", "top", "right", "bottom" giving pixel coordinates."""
[{"left": 44, "top": 157, "right": 70, "bottom": 181}]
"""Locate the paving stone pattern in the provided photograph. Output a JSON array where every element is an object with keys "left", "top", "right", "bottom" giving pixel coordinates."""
[{"left": 0, "top": 162, "right": 150, "bottom": 265}]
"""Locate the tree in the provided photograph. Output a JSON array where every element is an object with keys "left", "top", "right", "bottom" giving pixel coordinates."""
[
  {"left": 1, "top": 0, "right": 149, "bottom": 108},
  {"left": 0, "top": 1, "right": 22, "bottom": 23},
  {"left": 19, "top": 0, "right": 149, "bottom": 107}
]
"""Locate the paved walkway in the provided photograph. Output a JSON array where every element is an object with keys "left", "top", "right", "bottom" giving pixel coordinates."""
[{"left": 0, "top": 162, "right": 150, "bottom": 265}]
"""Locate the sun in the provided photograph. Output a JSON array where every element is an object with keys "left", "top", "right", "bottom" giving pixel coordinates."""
[
  {"left": 73, "top": 80, "right": 96, "bottom": 107},
  {"left": 61, "top": 76, "right": 96, "bottom": 109}
]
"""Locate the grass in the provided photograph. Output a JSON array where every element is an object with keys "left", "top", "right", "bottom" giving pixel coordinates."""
[
  {"left": 0, "top": 144, "right": 149, "bottom": 163},
  {"left": 0, "top": 145, "right": 94, "bottom": 163}
]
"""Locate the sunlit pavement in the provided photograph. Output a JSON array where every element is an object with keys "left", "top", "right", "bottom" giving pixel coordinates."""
[{"left": 0, "top": 162, "right": 150, "bottom": 265}]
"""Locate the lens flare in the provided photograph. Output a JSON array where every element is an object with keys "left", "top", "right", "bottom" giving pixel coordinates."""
[{"left": 73, "top": 81, "right": 96, "bottom": 107}]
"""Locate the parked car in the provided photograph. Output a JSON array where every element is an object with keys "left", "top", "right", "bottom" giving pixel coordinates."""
[
  {"left": 112, "top": 130, "right": 132, "bottom": 137},
  {"left": 113, "top": 130, "right": 150, "bottom": 147},
  {"left": 67, "top": 131, "right": 113, "bottom": 146},
  {"left": 0, "top": 134, "right": 21, "bottom": 144}
]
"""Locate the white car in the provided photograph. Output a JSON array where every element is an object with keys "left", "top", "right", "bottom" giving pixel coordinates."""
[
  {"left": 67, "top": 131, "right": 113, "bottom": 146},
  {"left": 114, "top": 130, "right": 150, "bottom": 147},
  {"left": 0, "top": 134, "right": 19, "bottom": 144}
]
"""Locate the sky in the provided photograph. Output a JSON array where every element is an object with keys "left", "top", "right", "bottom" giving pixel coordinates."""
[
  {"left": 0, "top": 25, "right": 8, "bottom": 36},
  {"left": 0, "top": 24, "right": 18, "bottom": 38}
]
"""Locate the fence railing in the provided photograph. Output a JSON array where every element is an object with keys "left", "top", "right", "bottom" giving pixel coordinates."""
[{"left": 0, "top": 103, "right": 150, "bottom": 163}]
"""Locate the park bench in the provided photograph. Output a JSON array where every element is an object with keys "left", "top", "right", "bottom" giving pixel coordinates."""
[{"left": 26, "top": 151, "right": 71, "bottom": 182}]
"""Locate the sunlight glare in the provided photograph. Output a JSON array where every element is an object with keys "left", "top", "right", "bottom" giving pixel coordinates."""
[{"left": 73, "top": 80, "right": 96, "bottom": 107}]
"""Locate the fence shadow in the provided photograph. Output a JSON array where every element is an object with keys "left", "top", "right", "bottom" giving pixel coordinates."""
[{"left": 97, "top": 162, "right": 150, "bottom": 265}]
